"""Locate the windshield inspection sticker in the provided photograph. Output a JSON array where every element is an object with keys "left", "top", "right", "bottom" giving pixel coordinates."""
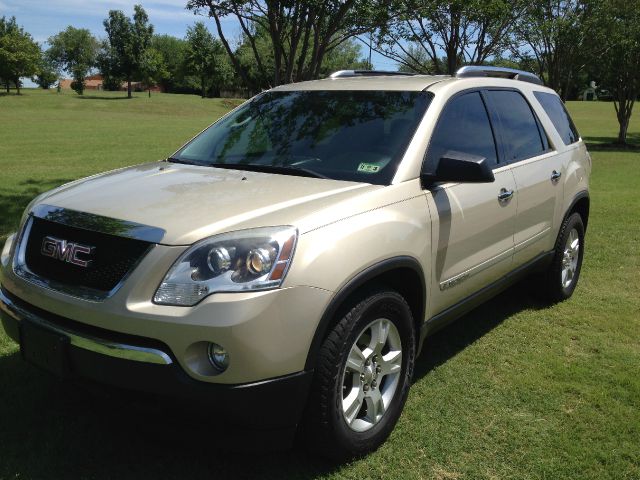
[{"left": 357, "top": 163, "right": 381, "bottom": 173}]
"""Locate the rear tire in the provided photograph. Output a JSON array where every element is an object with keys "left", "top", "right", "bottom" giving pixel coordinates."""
[
  {"left": 302, "top": 288, "right": 415, "bottom": 461},
  {"left": 543, "top": 212, "right": 585, "bottom": 302}
]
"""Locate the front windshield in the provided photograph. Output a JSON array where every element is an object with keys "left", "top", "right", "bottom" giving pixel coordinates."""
[{"left": 173, "top": 90, "right": 432, "bottom": 185}]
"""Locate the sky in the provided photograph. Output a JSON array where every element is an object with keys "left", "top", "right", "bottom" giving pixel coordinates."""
[{"left": 1, "top": 0, "right": 396, "bottom": 86}]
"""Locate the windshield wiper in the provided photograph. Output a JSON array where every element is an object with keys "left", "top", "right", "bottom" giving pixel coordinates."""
[
  {"left": 166, "top": 157, "right": 199, "bottom": 165},
  {"left": 208, "top": 163, "right": 330, "bottom": 180}
]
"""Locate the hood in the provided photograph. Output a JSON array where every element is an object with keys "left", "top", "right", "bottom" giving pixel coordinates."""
[{"left": 35, "top": 162, "right": 379, "bottom": 245}]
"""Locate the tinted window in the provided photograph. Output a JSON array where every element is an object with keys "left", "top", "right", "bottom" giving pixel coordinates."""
[
  {"left": 174, "top": 90, "right": 432, "bottom": 185},
  {"left": 425, "top": 91, "right": 497, "bottom": 173},
  {"left": 487, "top": 90, "right": 546, "bottom": 162},
  {"left": 534, "top": 91, "right": 580, "bottom": 145}
]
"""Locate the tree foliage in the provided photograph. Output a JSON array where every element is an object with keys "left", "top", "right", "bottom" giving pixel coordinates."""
[
  {"left": 33, "top": 51, "right": 59, "bottom": 89},
  {"left": 139, "top": 48, "right": 169, "bottom": 96},
  {"left": 0, "top": 16, "right": 41, "bottom": 94},
  {"left": 376, "top": 0, "right": 526, "bottom": 75},
  {"left": 47, "top": 26, "right": 98, "bottom": 95},
  {"left": 512, "top": 0, "right": 590, "bottom": 99},
  {"left": 186, "top": 0, "right": 387, "bottom": 90},
  {"left": 100, "top": 5, "right": 154, "bottom": 98},
  {"left": 185, "top": 22, "right": 228, "bottom": 98},
  {"left": 152, "top": 34, "right": 189, "bottom": 92},
  {"left": 586, "top": 0, "right": 640, "bottom": 144}
]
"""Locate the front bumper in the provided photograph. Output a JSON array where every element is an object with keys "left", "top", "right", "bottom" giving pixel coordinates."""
[{"left": 0, "top": 287, "right": 313, "bottom": 431}]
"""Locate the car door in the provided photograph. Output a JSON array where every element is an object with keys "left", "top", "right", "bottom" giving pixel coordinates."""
[
  {"left": 423, "top": 90, "right": 518, "bottom": 314},
  {"left": 484, "top": 89, "right": 564, "bottom": 266}
]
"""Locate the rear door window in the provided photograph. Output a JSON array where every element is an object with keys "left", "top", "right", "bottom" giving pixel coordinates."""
[
  {"left": 533, "top": 91, "right": 580, "bottom": 145},
  {"left": 425, "top": 91, "right": 497, "bottom": 173},
  {"left": 486, "top": 90, "right": 547, "bottom": 163}
]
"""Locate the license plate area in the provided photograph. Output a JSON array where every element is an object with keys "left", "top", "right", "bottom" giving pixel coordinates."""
[{"left": 20, "top": 320, "right": 71, "bottom": 378}]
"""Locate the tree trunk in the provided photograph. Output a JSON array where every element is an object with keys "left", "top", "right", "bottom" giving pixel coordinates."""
[
  {"left": 617, "top": 116, "right": 629, "bottom": 145},
  {"left": 614, "top": 96, "right": 635, "bottom": 145},
  {"left": 127, "top": 79, "right": 132, "bottom": 98},
  {"left": 5, "top": 82, "right": 9, "bottom": 93},
  {"left": 14, "top": 77, "right": 20, "bottom": 95},
  {"left": 148, "top": 88, "right": 151, "bottom": 98},
  {"left": 201, "top": 76, "right": 206, "bottom": 98}
]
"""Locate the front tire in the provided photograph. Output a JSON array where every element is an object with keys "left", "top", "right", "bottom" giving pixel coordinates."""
[{"left": 303, "top": 289, "right": 416, "bottom": 460}]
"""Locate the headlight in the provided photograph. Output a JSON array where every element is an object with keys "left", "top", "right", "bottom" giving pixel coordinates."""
[
  {"left": 1, "top": 233, "right": 16, "bottom": 268},
  {"left": 154, "top": 226, "right": 297, "bottom": 306}
]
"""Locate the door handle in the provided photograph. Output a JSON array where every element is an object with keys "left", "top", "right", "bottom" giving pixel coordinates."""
[
  {"left": 551, "top": 170, "right": 562, "bottom": 181},
  {"left": 498, "top": 188, "right": 514, "bottom": 202}
]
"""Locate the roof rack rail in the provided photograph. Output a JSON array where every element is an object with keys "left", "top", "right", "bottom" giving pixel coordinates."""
[
  {"left": 455, "top": 66, "right": 543, "bottom": 86},
  {"left": 330, "top": 70, "right": 417, "bottom": 78}
]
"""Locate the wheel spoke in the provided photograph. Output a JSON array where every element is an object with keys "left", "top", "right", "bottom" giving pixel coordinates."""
[
  {"left": 370, "top": 319, "right": 390, "bottom": 354},
  {"left": 343, "top": 390, "right": 364, "bottom": 425},
  {"left": 380, "top": 350, "right": 402, "bottom": 376},
  {"left": 346, "top": 345, "right": 366, "bottom": 373},
  {"left": 364, "top": 389, "right": 385, "bottom": 423},
  {"left": 571, "top": 240, "right": 580, "bottom": 257}
]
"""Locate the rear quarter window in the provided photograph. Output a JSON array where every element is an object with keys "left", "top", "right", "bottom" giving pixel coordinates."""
[{"left": 533, "top": 91, "right": 580, "bottom": 145}]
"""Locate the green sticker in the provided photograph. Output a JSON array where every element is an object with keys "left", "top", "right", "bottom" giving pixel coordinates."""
[{"left": 357, "top": 163, "right": 381, "bottom": 173}]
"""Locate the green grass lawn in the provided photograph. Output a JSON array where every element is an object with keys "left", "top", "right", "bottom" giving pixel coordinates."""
[{"left": 0, "top": 89, "right": 639, "bottom": 479}]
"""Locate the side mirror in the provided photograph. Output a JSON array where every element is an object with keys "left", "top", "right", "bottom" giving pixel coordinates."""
[{"left": 422, "top": 150, "right": 495, "bottom": 184}]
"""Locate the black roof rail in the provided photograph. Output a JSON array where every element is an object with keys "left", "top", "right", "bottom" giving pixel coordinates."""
[
  {"left": 456, "top": 66, "right": 543, "bottom": 86},
  {"left": 329, "top": 70, "right": 417, "bottom": 78}
]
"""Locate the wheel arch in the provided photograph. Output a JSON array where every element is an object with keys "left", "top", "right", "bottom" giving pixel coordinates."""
[
  {"left": 304, "top": 256, "right": 426, "bottom": 371},
  {"left": 566, "top": 190, "right": 590, "bottom": 232}
]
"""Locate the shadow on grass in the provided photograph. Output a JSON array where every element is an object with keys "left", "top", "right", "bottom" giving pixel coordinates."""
[
  {"left": 0, "top": 350, "right": 339, "bottom": 480},
  {"left": 73, "top": 96, "right": 137, "bottom": 101},
  {"left": 414, "top": 280, "right": 547, "bottom": 380},
  {"left": 584, "top": 133, "right": 640, "bottom": 152},
  {"left": 0, "top": 279, "right": 547, "bottom": 479},
  {"left": 0, "top": 178, "right": 73, "bottom": 239}
]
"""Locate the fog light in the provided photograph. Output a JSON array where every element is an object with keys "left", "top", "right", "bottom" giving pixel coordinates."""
[{"left": 207, "top": 342, "right": 229, "bottom": 372}]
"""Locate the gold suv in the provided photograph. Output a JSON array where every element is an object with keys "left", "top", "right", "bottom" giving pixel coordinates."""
[{"left": 0, "top": 67, "right": 590, "bottom": 459}]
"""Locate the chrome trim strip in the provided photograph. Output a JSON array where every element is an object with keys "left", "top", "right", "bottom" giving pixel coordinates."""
[
  {"left": 12, "top": 217, "right": 154, "bottom": 302},
  {"left": 439, "top": 247, "right": 514, "bottom": 291},
  {"left": 514, "top": 227, "right": 551, "bottom": 253},
  {"left": 31, "top": 204, "right": 166, "bottom": 244},
  {"left": 0, "top": 288, "right": 173, "bottom": 365}
]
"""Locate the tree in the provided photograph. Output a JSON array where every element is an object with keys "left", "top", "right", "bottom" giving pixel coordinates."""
[
  {"left": 512, "top": 0, "right": 590, "bottom": 100},
  {"left": 0, "top": 16, "right": 41, "bottom": 94},
  {"left": 96, "top": 40, "right": 124, "bottom": 91},
  {"left": 375, "top": 0, "right": 527, "bottom": 75},
  {"left": 139, "top": 48, "right": 168, "bottom": 97},
  {"left": 185, "top": 22, "right": 218, "bottom": 98},
  {"left": 47, "top": 26, "right": 98, "bottom": 95},
  {"left": 319, "top": 38, "right": 371, "bottom": 76},
  {"left": 152, "top": 34, "right": 189, "bottom": 92},
  {"left": 101, "top": 5, "right": 154, "bottom": 98},
  {"left": 186, "top": 0, "right": 388, "bottom": 90},
  {"left": 0, "top": 16, "right": 19, "bottom": 92},
  {"left": 33, "top": 51, "right": 59, "bottom": 89},
  {"left": 185, "top": 22, "right": 233, "bottom": 97},
  {"left": 587, "top": 0, "right": 640, "bottom": 144}
]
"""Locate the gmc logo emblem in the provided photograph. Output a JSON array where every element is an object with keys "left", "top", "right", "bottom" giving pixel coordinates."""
[{"left": 41, "top": 236, "right": 94, "bottom": 268}]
